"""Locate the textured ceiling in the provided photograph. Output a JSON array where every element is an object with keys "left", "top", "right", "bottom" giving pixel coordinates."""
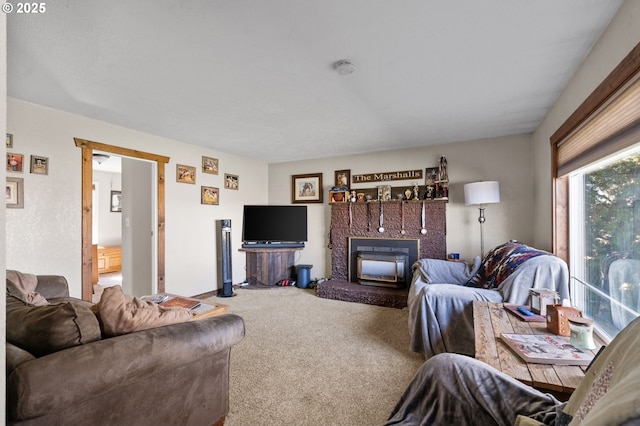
[{"left": 7, "top": 0, "right": 622, "bottom": 163}]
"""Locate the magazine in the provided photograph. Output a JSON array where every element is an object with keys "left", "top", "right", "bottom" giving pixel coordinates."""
[{"left": 500, "top": 333, "right": 594, "bottom": 366}]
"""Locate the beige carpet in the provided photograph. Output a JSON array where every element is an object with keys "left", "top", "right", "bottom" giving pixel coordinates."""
[{"left": 206, "top": 286, "right": 424, "bottom": 426}]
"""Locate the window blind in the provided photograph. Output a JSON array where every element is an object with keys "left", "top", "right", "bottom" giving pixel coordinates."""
[{"left": 555, "top": 73, "right": 640, "bottom": 176}]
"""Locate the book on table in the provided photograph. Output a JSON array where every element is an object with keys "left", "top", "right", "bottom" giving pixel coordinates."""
[
  {"left": 160, "top": 296, "right": 201, "bottom": 310},
  {"left": 503, "top": 304, "right": 546, "bottom": 322},
  {"left": 500, "top": 333, "right": 594, "bottom": 366}
]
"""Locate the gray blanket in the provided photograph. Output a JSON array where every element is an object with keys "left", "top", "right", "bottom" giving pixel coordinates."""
[
  {"left": 407, "top": 255, "right": 570, "bottom": 358},
  {"left": 385, "top": 353, "right": 560, "bottom": 426},
  {"left": 390, "top": 316, "right": 640, "bottom": 426}
]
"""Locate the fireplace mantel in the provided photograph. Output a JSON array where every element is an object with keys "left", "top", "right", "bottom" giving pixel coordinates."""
[{"left": 330, "top": 201, "right": 447, "bottom": 281}]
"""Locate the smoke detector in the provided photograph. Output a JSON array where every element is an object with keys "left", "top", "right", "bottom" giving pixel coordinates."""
[{"left": 334, "top": 60, "right": 355, "bottom": 75}]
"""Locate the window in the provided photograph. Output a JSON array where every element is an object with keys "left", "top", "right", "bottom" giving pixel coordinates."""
[
  {"left": 568, "top": 147, "right": 640, "bottom": 340},
  {"left": 552, "top": 42, "right": 640, "bottom": 341}
]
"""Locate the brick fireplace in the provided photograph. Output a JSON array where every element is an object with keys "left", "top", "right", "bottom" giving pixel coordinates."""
[{"left": 317, "top": 201, "right": 447, "bottom": 308}]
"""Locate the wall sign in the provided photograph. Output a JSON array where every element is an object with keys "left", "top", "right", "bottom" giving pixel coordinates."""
[{"left": 352, "top": 169, "right": 423, "bottom": 184}]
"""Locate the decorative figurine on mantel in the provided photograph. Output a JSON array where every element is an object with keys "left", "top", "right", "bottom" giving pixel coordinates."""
[
  {"left": 404, "top": 188, "right": 412, "bottom": 200},
  {"left": 438, "top": 155, "right": 448, "bottom": 182},
  {"left": 413, "top": 183, "right": 420, "bottom": 200},
  {"left": 424, "top": 185, "right": 435, "bottom": 200}
]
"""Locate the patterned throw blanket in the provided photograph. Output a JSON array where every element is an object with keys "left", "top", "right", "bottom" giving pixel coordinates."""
[{"left": 466, "top": 241, "right": 551, "bottom": 289}]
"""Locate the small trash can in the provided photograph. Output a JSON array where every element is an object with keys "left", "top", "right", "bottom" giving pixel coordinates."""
[{"left": 296, "top": 264, "right": 313, "bottom": 289}]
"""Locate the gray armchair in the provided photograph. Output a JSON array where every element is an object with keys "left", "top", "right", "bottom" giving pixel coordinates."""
[{"left": 407, "top": 241, "right": 570, "bottom": 358}]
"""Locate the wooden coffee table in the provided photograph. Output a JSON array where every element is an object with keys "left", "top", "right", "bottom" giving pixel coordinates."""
[
  {"left": 162, "top": 294, "right": 228, "bottom": 320},
  {"left": 473, "top": 301, "right": 604, "bottom": 401}
]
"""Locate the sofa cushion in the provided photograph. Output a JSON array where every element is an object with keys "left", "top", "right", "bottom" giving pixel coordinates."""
[
  {"left": 95, "top": 285, "right": 194, "bottom": 337},
  {"left": 466, "top": 241, "right": 550, "bottom": 289},
  {"left": 6, "top": 295, "right": 102, "bottom": 357}
]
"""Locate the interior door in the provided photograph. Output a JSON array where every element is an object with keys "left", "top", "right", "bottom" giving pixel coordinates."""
[
  {"left": 76, "top": 138, "right": 169, "bottom": 301},
  {"left": 121, "top": 157, "right": 156, "bottom": 296}
]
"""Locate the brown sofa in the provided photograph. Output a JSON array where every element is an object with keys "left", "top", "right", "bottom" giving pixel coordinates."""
[{"left": 6, "top": 275, "right": 245, "bottom": 426}]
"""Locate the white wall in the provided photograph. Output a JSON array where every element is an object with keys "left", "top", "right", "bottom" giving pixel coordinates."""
[
  {"left": 269, "top": 134, "right": 533, "bottom": 278},
  {"left": 6, "top": 98, "right": 269, "bottom": 298},
  {"left": 531, "top": 0, "right": 640, "bottom": 250}
]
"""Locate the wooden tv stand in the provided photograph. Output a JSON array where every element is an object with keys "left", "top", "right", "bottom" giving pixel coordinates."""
[{"left": 240, "top": 247, "right": 302, "bottom": 286}]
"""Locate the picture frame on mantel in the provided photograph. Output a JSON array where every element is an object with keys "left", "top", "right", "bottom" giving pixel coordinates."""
[{"left": 292, "top": 173, "right": 323, "bottom": 204}]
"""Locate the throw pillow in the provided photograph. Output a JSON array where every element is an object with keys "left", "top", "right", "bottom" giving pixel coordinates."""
[
  {"left": 466, "top": 241, "right": 550, "bottom": 289},
  {"left": 6, "top": 295, "right": 102, "bottom": 357},
  {"left": 95, "top": 285, "right": 194, "bottom": 337}
]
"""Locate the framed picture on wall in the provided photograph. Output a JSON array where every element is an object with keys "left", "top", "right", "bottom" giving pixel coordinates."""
[
  {"left": 30, "top": 155, "right": 49, "bottom": 175},
  {"left": 201, "top": 186, "right": 219, "bottom": 205},
  {"left": 202, "top": 156, "right": 219, "bottom": 175},
  {"left": 425, "top": 167, "right": 439, "bottom": 184},
  {"left": 6, "top": 177, "right": 24, "bottom": 209},
  {"left": 224, "top": 173, "right": 239, "bottom": 190},
  {"left": 292, "top": 173, "right": 323, "bottom": 203},
  {"left": 110, "top": 190, "right": 122, "bottom": 212},
  {"left": 176, "top": 164, "right": 196, "bottom": 184},
  {"left": 6, "top": 133, "right": 13, "bottom": 148},
  {"left": 334, "top": 169, "right": 350, "bottom": 188},
  {"left": 7, "top": 153, "right": 24, "bottom": 173}
]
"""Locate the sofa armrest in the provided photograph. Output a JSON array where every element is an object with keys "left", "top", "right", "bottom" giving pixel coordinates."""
[
  {"left": 412, "top": 257, "right": 481, "bottom": 285},
  {"left": 34, "top": 275, "right": 69, "bottom": 299},
  {"left": 498, "top": 255, "right": 570, "bottom": 305},
  {"left": 7, "top": 313, "right": 245, "bottom": 421},
  {"left": 6, "top": 342, "right": 36, "bottom": 376}
]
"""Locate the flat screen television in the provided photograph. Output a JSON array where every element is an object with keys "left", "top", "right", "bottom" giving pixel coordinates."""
[{"left": 241, "top": 205, "right": 308, "bottom": 248}]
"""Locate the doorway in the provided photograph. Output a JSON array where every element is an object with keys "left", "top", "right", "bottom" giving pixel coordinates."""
[{"left": 76, "top": 138, "right": 170, "bottom": 302}]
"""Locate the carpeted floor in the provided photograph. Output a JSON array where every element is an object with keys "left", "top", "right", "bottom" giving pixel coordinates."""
[{"left": 205, "top": 287, "right": 424, "bottom": 426}]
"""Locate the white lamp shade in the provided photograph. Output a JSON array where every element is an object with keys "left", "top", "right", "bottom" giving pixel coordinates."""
[{"left": 464, "top": 181, "right": 500, "bottom": 205}]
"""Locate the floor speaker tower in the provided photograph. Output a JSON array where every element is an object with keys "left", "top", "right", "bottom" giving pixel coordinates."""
[{"left": 217, "top": 219, "right": 236, "bottom": 297}]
